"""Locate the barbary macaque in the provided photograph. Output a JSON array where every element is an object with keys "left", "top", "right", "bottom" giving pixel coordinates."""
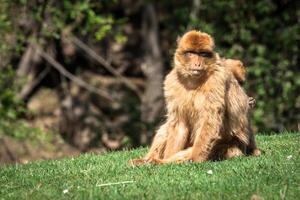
[
  {"left": 221, "top": 58, "right": 256, "bottom": 108},
  {"left": 222, "top": 58, "right": 246, "bottom": 83},
  {"left": 130, "top": 30, "right": 260, "bottom": 165}
]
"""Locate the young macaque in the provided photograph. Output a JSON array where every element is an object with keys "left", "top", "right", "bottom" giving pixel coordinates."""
[
  {"left": 222, "top": 58, "right": 246, "bottom": 83},
  {"left": 221, "top": 58, "right": 256, "bottom": 109},
  {"left": 130, "top": 30, "right": 260, "bottom": 165}
]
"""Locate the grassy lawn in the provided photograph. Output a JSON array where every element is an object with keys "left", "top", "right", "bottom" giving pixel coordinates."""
[{"left": 0, "top": 133, "right": 299, "bottom": 200}]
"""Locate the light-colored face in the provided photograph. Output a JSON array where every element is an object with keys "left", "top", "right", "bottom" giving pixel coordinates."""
[{"left": 175, "top": 30, "right": 216, "bottom": 76}]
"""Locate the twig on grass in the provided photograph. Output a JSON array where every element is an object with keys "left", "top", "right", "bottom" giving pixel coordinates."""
[
  {"left": 96, "top": 180, "right": 135, "bottom": 187},
  {"left": 280, "top": 185, "right": 288, "bottom": 200}
]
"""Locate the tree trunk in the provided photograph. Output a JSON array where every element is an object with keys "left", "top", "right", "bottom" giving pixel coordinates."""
[{"left": 140, "top": 3, "right": 164, "bottom": 144}]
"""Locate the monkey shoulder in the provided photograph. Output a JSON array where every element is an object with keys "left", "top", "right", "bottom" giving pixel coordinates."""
[
  {"left": 163, "top": 69, "right": 194, "bottom": 114},
  {"left": 164, "top": 69, "right": 177, "bottom": 86},
  {"left": 163, "top": 69, "right": 182, "bottom": 95},
  {"left": 205, "top": 68, "right": 229, "bottom": 90}
]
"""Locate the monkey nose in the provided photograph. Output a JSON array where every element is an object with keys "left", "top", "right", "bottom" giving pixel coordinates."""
[{"left": 195, "top": 63, "right": 201, "bottom": 68}]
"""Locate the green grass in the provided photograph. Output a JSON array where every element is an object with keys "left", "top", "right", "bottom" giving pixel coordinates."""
[{"left": 1, "top": 133, "right": 299, "bottom": 200}]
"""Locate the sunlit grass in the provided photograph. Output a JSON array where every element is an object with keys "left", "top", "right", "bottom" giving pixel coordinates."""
[{"left": 1, "top": 133, "right": 299, "bottom": 200}]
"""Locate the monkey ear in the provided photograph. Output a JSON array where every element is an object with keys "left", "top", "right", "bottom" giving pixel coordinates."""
[
  {"left": 215, "top": 53, "right": 222, "bottom": 65},
  {"left": 211, "top": 38, "right": 215, "bottom": 49},
  {"left": 176, "top": 36, "right": 181, "bottom": 45}
]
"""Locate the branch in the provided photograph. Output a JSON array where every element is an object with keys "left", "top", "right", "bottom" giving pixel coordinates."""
[
  {"left": 96, "top": 181, "right": 134, "bottom": 187},
  {"left": 17, "top": 44, "right": 35, "bottom": 77},
  {"left": 190, "top": 0, "right": 201, "bottom": 22},
  {"left": 140, "top": 4, "right": 164, "bottom": 127},
  {"left": 69, "top": 36, "right": 142, "bottom": 99},
  {"left": 18, "top": 66, "right": 51, "bottom": 100},
  {"left": 34, "top": 45, "right": 114, "bottom": 102}
]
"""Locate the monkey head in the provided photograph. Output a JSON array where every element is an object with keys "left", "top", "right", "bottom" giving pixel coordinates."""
[
  {"left": 174, "top": 30, "right": 217, "bottom": 77},
  {"left": 223, "top": 59, "right": 246, "bottom": 83}
]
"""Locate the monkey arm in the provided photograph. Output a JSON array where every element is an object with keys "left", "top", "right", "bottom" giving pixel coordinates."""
[{"left": 189, "top": 103, "right": 225, "bottom": 162}]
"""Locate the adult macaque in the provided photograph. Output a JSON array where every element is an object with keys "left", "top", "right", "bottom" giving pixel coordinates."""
[{"left": 130, "top": 30, "right": 260, "bottom": 165}]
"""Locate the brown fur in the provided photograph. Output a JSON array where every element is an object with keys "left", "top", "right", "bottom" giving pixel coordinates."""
[
  {"left": 129, "top": 30, "right": 260, "bottom": 166},
  {"left": 221, "top": 58, "right": 256, "bottom": 108},
  {"left": 223, "top": 58, "right": 246, "bottom": 83}
]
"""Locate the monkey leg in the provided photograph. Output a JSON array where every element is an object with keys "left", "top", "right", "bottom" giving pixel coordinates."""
[
  {"left": 224, "top": 145, "right": 244, "bottom": 159},
  {"left": 146, "top": 147, "right": 193, "bottom": 165},
  {"left": 157, "top": 113, "right": 225, "bottom": 164},
  {"left": 129, "top": 123, "right": 169, "bottom": 166},
  {"left": 130, "top": 120, "right": 190, "bottom": 166},
  {"left": 190, "top": 131, "right": 222, "bottom": 162},
  {"left": 245, "top": 129, "right": 261, "bottom": 156},
  {"left": 221, "top": 144, "right": 245, "bottom": 159},
  {"left": 144, "top": 123, "right": 169, "bottom": 160},
  {"left": 212, "top": 142, "right": 245, "bottom": 160},
  {"left": 226, "top": 127, "right": 261, "bottom": 158},
  {"left": 151, "top": 109, "right": 224, "bottom": 164},
  {"left": 163, "top": 120, "right": 189, "bottom": 159},
  {"left": 151, "top": 142, "right": 245, "bottom": 165}
]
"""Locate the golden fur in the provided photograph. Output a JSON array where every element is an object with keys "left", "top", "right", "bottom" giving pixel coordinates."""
[
  {"left": 130, "top": 30, "right": 260, "bottom": 165},
  {"left": 221, "top": 58, "right": 256, "bottom": 108},
  {"left": 223, "top": 58, "right": 246, "bottom": 83}
]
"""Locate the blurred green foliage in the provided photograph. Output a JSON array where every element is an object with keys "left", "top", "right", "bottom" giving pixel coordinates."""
[
  {"left": 163, "top": 0, "right": 299, "bottom": 132},
  {"left": 0, "top": 0, "right": 124, "bottom": 140},
  {"left": 0, "top": 68, "right": 24, "bottom": 122},
  {"left": 0, "top": 0, "right": 299, "bottom": 136},
  {"left": 0, "top": 68, "right": 44, "bottom": 140}
]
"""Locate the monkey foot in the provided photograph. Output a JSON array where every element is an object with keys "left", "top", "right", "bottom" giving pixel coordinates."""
[
  {"left": 128, "top": 158, "right": 149, "bottom": 166},
  {"left": 129, "top": 158, "right": 163, "bottom": 166},
  {"left": 224, "top": 147, "right": 244, "bottom": 159},
  {"left": 251, "top": 148, "right": 261, "bottom": 156}
]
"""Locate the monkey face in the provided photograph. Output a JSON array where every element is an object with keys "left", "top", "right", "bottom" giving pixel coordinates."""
[{"left": 175, "top": 30, "right": 216, "bottom": 76}]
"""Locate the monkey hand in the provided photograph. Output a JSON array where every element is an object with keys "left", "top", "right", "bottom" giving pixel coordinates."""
[{"left": 248, "top": 97, "right": 256, "bottom": 109}]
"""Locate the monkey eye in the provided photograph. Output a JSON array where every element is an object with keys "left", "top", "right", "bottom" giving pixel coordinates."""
[
  {"left": 184, "top": 51, "right": 195, "bottom": 57},
  {"left": 198, "top": 51, "right": 213, "bottom": 58}
]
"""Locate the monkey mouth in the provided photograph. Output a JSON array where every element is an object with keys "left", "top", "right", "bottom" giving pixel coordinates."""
[{"left": 189, "top": 69, "right": 204, "bottom": 75}]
